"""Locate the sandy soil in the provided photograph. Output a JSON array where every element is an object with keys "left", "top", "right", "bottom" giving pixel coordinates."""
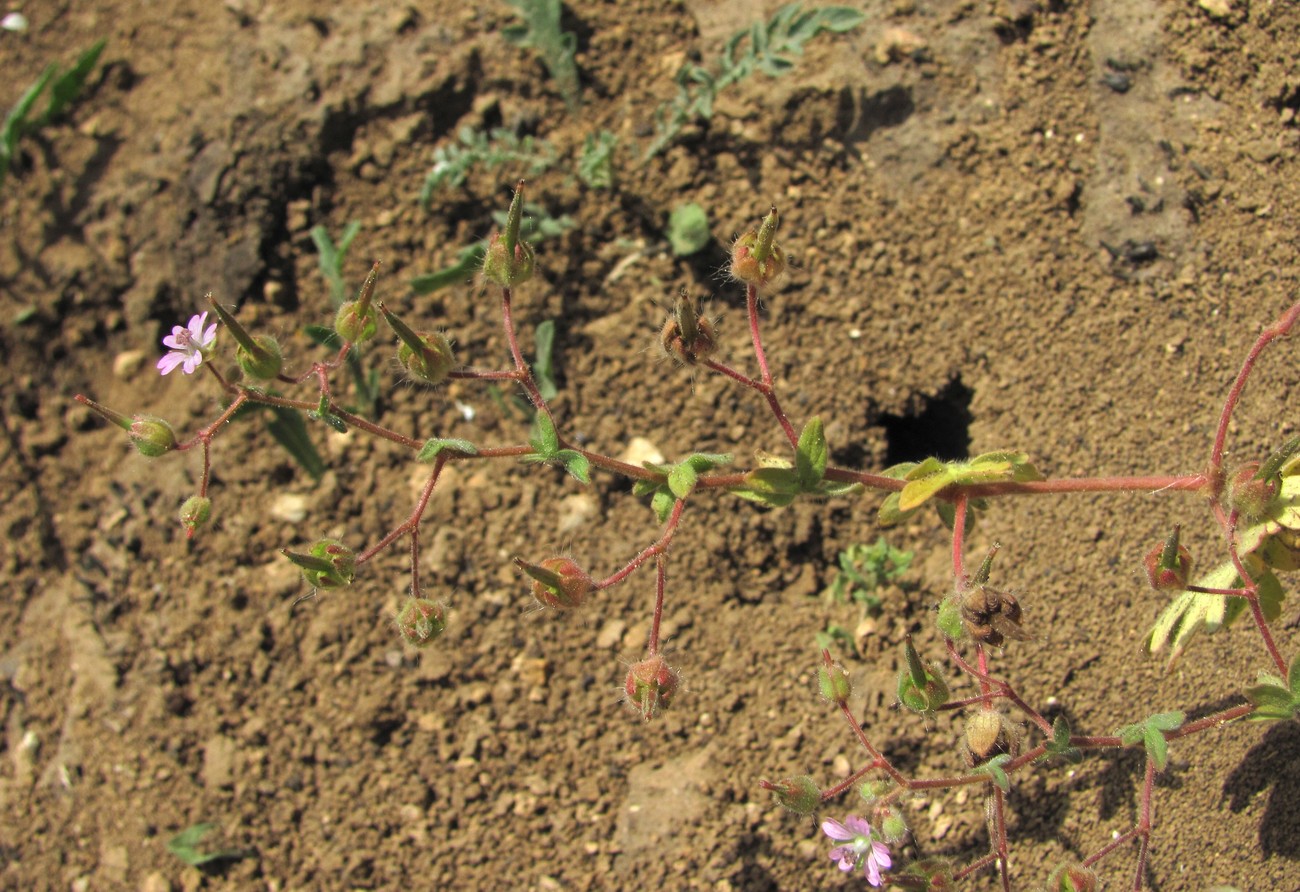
[{"left": 3, "top": 1, "right": 1300, "bottom": 890}]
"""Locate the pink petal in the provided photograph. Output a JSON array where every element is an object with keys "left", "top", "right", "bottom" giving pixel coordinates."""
[
  {"left": 820, "top": 818, "right": 852, "bottom": 841},
  {"left": 182, "top": 352, "right": 203, "bottom": 374},
  {"left": 201, "top": 322, "right": 217, "bottom": 345},
  {"left": 158, "top": 353, "right": 186, "bottom": 375},
  {"left": 871, "top": 842, "right": 891, "bottom": 871},
  {"left": 845, "top": 815, "right": 872, "bottom": 836}
]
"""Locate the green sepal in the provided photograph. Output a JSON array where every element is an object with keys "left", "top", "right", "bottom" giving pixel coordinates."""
[
  {"left": 896, "top": 640, "right": 949, "bottom": 717},
  {"left": 973, "top": 753, "right": 1013, "bottom": 792},
  {"left": 795, "top": 416, "right": 827, "bottom": 490},
  {"left": 417, "top": 437, "right": 479, "bottom": 462},
  {"left": 516, "top": 558, "right": 564, "bottom": 590}
]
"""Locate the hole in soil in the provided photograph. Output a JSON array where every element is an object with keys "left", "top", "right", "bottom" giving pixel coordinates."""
[{"left": 879, "top": 377, "right": 973, "bottom": 464}]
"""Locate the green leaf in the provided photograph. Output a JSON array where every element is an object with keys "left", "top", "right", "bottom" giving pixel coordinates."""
[
  {"left": 529, "top": 411, "right": 560, "bottom": 457},
  {"left": 974, "top": 754, "right": 1013, "bottom": 792},
  {"left": 795, "top": 416, "right": 828, "bottom": 490},
  {"left": 1290, "top": 654, "right": 1300, "bottom": 694},
  {"left": 166, "top": 823, "right": 251, "bottom": 868},
  {"left": 651, "top": 489, "right": 675, "bottom": 523},
  {"left": 684, "top": 452, "right": 733, "bottom": 472},
  {"left": 1245, "top": 681, "right": 1295, "bottom": 721},
  {"left": 532, "top": 318, "right": 559, "bottom": 401},
  {"left": 417, "top": 437, "right": 479, "bottom": 462},
  {"left": 42, "top": 39, "right": 107, "bottom": 123},
  {"left": 668, "top": 203, "right": 711, "bottom": 256},
  {"left": 265, "top": 407, "right": 325, "bottom": 481},
  {"left": 815, "top": 7, "right": 868, "bottom": 31},
  {"left": 1144, "top": 727, "right": 1169, "bottom": 771},
  {"left": 410, "top": 243, "right": 487, "bottom": 294},
  {"left": 555, "top": 449, "right": 591, "bottom": 485},
  {"left": 1039, "top": 715, "right": 1083, "bottom": 764},
  {"left": 668, "top": 462, "right": 698, "bottom": 499},
  {"left": 898, "top": 467, "right": 953, "bottom": 511}
]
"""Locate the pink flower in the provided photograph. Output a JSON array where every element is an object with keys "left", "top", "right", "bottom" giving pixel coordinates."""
[
  {"left": 822, "top": 815, "right": 892, "bottom": 886},
  {"left": 158, "top": 312, "right": 217, "bottom": 375}
]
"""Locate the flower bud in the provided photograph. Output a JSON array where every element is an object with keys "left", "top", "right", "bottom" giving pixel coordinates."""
[
  {"left": 482, "top": 181, "right": 536, "bottom": 287},
  {"left": 334, "top": 262, "right": 381, "bottom": 344},
  {"left": 730, "top": 207, "right": 786, "bottom": 287},
  {"left": 396, "top": 597, "right": 446, "bottom": 648},
  {"left": 764, "top": 776, "right": 821, "bottom": 815},
  {"left": 876, "top": 805, "right": 909, "bottom": 844},
  {"left": 236, "top": 334, "right": 284, "bottom": 380},
  {"left": 129, "top": 416, "right": 177, "bottom": 457},
  {"left": 624, "top": 654, "right": 680, "bottom": 721},
  {"left": 818, "top": 657, "right": 853, "bottom": 704},
  {"left": 1226, "top": 461, "right": 1279, "bottom": 521},
  {"left": 178, "top": 495, "right": 212, "bottom": 539},
  {"left": 208, "top": 297, "right": 283, "bottom": 380},
  {"left": 335, "top": 301, "right": 378, "bottom": 343},
  {"left": 283, "top": 539, "right": 356, "bottom": 589},
  {"left": 515, "top": 557, "right": 594, "bottom": 610},
  {"left": 962, "top": 709, "right": 1018, "bottom": 767},
  {"left": 1045, "top": 863, "right": 1099, "bottom": 892},
  {"left": 1142, "top": 526, "right": 1192, "bottom": 591},
  {"left": 380, "top": 303, "right": 455, "bottom": 386},
  {"left": 660, "top": 291, "right": 717, "bottom": 364}
]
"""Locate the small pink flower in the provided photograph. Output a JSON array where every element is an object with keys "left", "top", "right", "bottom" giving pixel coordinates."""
[
  {"left": 821, "top": 815, "right": 892, "bottom": 887},
  {"left": 158, "top": 312, "right": 217, "bottom": 375}
]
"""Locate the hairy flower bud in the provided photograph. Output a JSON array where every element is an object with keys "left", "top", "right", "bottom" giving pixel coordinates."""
[
  {"left": 660, "top": 291, "right": 717, "bottom": 364},
  {"left": 129, "top": 416, "right": 178, "bottom": 457},
  {"left": 1226, "top": 461, "right": 1279, "bottom": 521},
  {"left": 335, "top": 261, "right": 381, "bottom": 343},
  {"left": 235, "top": 334, "right": 284, "bottom": 380},
  {"left": 178, "top": 495, "right": 212, "bottom": 539},
  {"left": 1045, "top": 863, "right": 1099, "bottom": 892},
  {"left": 624, "top": 654, "right": 680, "bottom": 721},
  {"left": 396, "top": 597, "right": 446, "bottom": 648},
  {"left": 380, "top": 302, "right": 455, "bottom": 386},
  {"left": 283, "top": 539, "right": 356, "bottom": 589},
  {"left": 818, "top": 656, "right": 853, "bottom": 704},
  {"left": 482, "top": 181, "right": 536, "bottom": 287},
  {"left": 1143, "top": 526, "right": 1192, "bottom": 591},
  {"left": 515, "top": 557, "right": 594, "bottom": 610},
  {"left": 765, "top": 776, "right": 821, "bottom": 815},
  {"left": 335, "top": 301, "right": 378, "bottom": 343},
  {"left": 962, "top": 709, "right": 1019, "bottom": 767},
  {"left": 730, "top": 207, "right": 786, "bottom": 287}
]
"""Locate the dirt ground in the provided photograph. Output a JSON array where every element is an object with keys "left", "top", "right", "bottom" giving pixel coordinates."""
[{"left": 3, "top": 1, "right": 1300, "bottom": 889}]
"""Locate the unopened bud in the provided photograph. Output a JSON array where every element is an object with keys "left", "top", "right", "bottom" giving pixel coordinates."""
[
  {"left": 380, "top": 303, "right": 455, "bottom": 385},
  {"left": 818, "top": 655, "right": 853, "bottom": 704},
  {"left": 1226, "top": 461, "right": 1279, "bottom": 521},
  {"left": 396, "top": 597, "right": 446, "bottom": 648},
  {"left": 962, "top": 709, "right": 1018, "bottom": 766},
  {"left": 764, "top": 776, "right": 821, "bottom": 815},
  {"left": 482, "top": 181, "right": 536, "bottom": 287},
  {"left": 1045, "top": 863, "right": 1099, "bottom": 892},
  {"left": 624, "top": 654, "right": 680, "bottom": 720},
  {"left": 730, "top": 207, "right": 786, "bottom": 287},
  {"left": 660, "top": 291, "right": 717, "bottom": 364},
  {"left": 1143, "top": 526, "right": 1192, "bottom": 591},
  {"left": 283, "top": 539, "right": 356, "bottom": 588},
  {"left": 876, "top": 806, "right": 909, "bottom": 844},
  {"left": 335, "top": 262, "right": 381, "bottom": 343},
  {"left": 515, "top": 557, "right": 594, "bottom": 609},
  {"left": 178, "top": 495, "right": 212, "bottom": 539},
  {"left": 208, "top": 297, "right": 283, "bottom": 380},
  {"left": 129, "top": 416, "right": 178, "bottom": 457}
]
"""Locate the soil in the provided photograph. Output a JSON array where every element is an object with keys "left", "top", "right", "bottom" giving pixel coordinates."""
[{"left": 3, "top": 1, "right": 1300, "bottom": 890}]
